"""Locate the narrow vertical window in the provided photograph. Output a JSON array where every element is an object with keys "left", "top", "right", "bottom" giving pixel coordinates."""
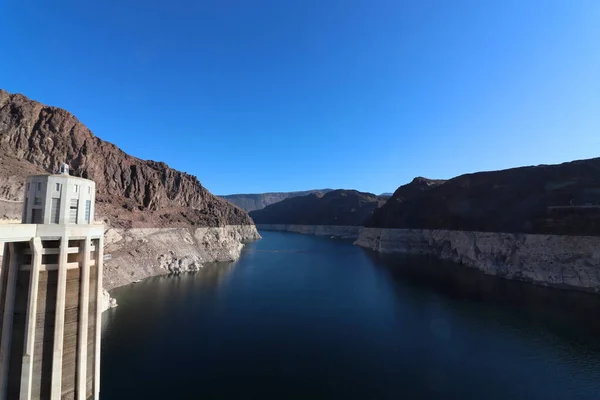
[
  {"left": 85, "top": 200, "right": 91, "bottom": 223},
  {"left": 56, "top": 183, "right": 61, "bottom": 191},
  {"left": 51, "top": 198, "right": 61, "bottom": 224},
  {"left": 31, "top": 209, "right": 42, "bottom": 224},
  {"left": 69, "top": 199, "right": 78, "bottom": 223}
]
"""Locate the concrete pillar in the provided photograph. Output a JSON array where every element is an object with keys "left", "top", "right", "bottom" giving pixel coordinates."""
[
  {"left": 76, "top": 238, "right": 91, "bottom": 400},
  {"left": 0, "top": 243, "right": 19, "bottom": 399},
  {"left": 93, "top": 237, "right": 103, "bottom": 400},
  {"left": 50, "top": 237, "right": 69, "bottom": 400},
  {"left": 0, "top": 243, "right": 10, "bottom": 315},
  {"left": 19, "top": 238, "right": 42, "bottom": 400}
]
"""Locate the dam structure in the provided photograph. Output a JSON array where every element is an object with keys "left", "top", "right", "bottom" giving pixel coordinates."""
[{"left": 0, "top": 165, "right": 104, "bottom": 399}]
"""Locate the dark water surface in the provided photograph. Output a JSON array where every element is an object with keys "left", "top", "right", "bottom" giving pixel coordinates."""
[{"left": 101, "top": 231, "right": 600, "bottom": 399}]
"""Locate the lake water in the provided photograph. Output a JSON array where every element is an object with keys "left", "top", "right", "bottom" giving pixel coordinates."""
[{"left": 101, "top": 231, "right": 600, "bottom": 399}]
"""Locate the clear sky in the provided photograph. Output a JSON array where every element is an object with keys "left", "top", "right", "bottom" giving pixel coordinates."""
[{"left": 1, "top": 1, "right": 599, "bottom": 195}]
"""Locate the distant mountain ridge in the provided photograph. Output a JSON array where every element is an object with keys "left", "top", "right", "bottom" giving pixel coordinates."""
[
  {"left": 249, "top": 189, "right": 387, "bottom": 226},
  {"left": 221, "top": 189, "right": 333, "bottom": 212}
]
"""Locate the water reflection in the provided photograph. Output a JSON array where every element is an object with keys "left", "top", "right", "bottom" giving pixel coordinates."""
[
  {"left": 365, "top": 250, "right": 600, "bottom": 335},
  {"left": 364, "top": 250, "right": 600, "bottom": 371},
  {"left": 101, "top": 232, "right": 600, "bottom": 399},
  {"left": 101, "top": 261, "right": 237, "bottom": 341}
]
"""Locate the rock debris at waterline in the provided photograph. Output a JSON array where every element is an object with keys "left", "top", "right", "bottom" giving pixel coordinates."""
[{"left": 102, "top": 225, "right": 261, "bottom": 290}]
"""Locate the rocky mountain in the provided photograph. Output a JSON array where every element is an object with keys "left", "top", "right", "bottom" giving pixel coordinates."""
[
  {"left": 0, "top": 89, "right": 252, "bottom": 228},
  {"left": 221, "top": 189, "right": 333, "bottom": 212},
  {"left": 367, "top": 159, "right": 600, "bottom": 235},
  {"left": 250, "top": 190, "right": 386, "bottom": 226}
]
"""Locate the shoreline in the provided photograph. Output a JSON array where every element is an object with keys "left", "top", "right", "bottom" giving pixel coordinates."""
[
  {"left": 103, "top": 224, "right": 261, "bottom": 290},
  {"left": 256, "top": 223, "right": 363, "bottom": 239},
  {"left": 356, "top": 227, "right": 600, "bottom": 293},
  {"left": 256, "top": 223, "right": 600, "bottom": 294}
]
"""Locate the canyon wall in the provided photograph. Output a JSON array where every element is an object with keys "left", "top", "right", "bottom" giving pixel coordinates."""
[
  {"left": 257, "top": 224, "right": 363, "bottom": 239},
  {"left": 0, "top": 89, "right": 254, "bottom": 228},
  {"left": 0, "top": 90, "right": 223, "bottom": 213},
  {"left": 355, "top": 228, "right": 600, "bottom": 292},
  {"left": 104, "top": 224, "right": 260, "bottom": 290}
]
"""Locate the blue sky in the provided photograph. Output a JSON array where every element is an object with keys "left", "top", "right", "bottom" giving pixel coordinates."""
[{"left": 1, "top": 1, "right": 599, "bottom": 195}]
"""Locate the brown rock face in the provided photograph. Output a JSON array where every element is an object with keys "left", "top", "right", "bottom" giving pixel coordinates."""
[
  {"left": 367, "top": 160, "right": 600, "bottom": 235},
  {"left": 0, "top": 89, "right": 252, "bottom": 227},
  {"left": 250, "top": 189, "right": 387, "bottom": 226}
]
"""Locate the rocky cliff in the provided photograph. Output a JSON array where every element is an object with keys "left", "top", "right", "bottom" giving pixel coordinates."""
[
  {"left": 359, "top": 159, "right": 600, "bottom": 293},
  {"left": 250, "top": 189, "right": 386, "bottom": 226},
  {"left": 0, "top": 89, "right": 252, "bottom": 228},
  {"left": 0, "top": 89, "right": 260, "bottom": 292},
  {"left": 367, "top": 160, "right": 600, "bottom": 236},
  {"left": 103, "top": 225, "right": 260, "bottom": 289},
  {"left": 221, "top": 189, "right": 333, "bottom": 212},
  {"left": 355, "top": 228, "right": 600, "bottom": 292}
]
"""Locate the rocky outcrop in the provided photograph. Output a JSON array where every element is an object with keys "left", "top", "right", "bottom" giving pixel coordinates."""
[
  {"left": 359, "top": 160, "right": 600, "bottom": 294},
  {"left": 221, "top": 189, "right": 333, "bottom": 212},
  {"left": 250, "top": 190, "right": 386, "bottom": 226},
  {"left": 355, "top": 228, "right": 600, "bottom": 292},
  {"left": 103, "top": 225, "right": 260, "bottom": 289},
  {"left": 0, "top": 89, "right": 253, "bottom": 228},
  {"left": 367, "top": 160, "right": 600, "bottom": 236},
  {"left": 257, "top": 224, "right": 363, "bottom": 239},
  {"left": 101, "top": 288, "right": 118, "bottom": 312}
]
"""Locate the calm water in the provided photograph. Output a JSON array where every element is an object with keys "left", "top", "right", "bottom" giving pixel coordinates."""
[{"left": 101, "top": 231, "right": 600, "bottom": 399}]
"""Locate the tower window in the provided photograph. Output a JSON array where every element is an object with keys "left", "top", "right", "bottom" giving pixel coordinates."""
[
  {"left": 56, "top": 183, "right": 61, "bottom": 191},
  {"left": 51, "top": 198, "right": 61, "bottom": 224},
  {"left": 37, "top": 182, "right": 41, "bottom": 191},
  {"left": 74, "top": 184, "right": 79, "bottom": 193},
  {"left": 85, "top": 200, "right": 91, "bottom": 223},
  {"left": 69, "top": 199, "right": 79, "bottom": 223},
  {"left": 31, "top": 209, "right": 42, "bottom": 224}
]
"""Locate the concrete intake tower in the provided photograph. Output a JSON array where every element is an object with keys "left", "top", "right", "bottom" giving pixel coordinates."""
[{"left": 0, "top": 164, "right": 104, "bottom": 399}]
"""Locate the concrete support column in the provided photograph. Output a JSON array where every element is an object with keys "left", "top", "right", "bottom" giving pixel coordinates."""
[
  {"left": 0, "top": 243, "right": 10, "bottom": 317},
  {"left": 0, "top": 243, "right": 19, "bottom": 399},
  {"left": 93, "top": 237, "right": 103, "bottom": 400},
  {"left": 50, "top": 237, "right": 69, "bottom": 400},
  {"left": 76, "top": 238, "right": 91, "bottom": 400},
  {"left": 19, "top": 238, "right": 42, "bottom": 400}
]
